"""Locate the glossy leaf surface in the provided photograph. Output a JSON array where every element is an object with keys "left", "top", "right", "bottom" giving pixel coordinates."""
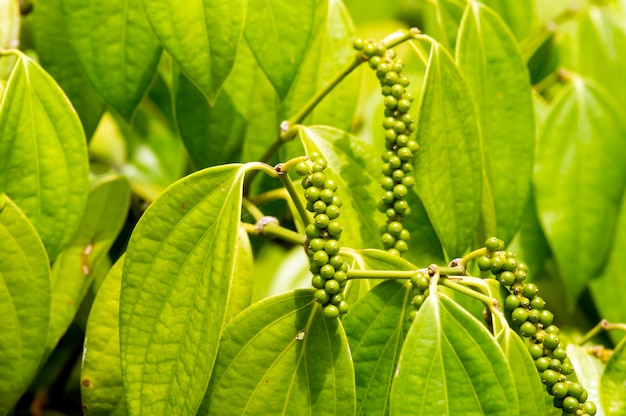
[
  {"left": 534, "top": 79, "right": 626, "bottom": 305},
  {"left": 81, "top": 256, "right": 128, "bottom": 416},
  {"left": 0, "top": 51, "right": 89, "bottom": 259},
  {"left": 413, "top": 43, "right": 482, "bottom": 257},
  {"left": 601, "top": 337, "right": 626, "bottom": 415},
  {"left": 0, "top": 196, "right": 51, "bottom": 413},
  {"left": 456, "top": 2, "right": 535, "bottom": 243},
  {"left": 390, "top": 292, "right": 519, "bottom": 415},
  {"left": 199, "top": 290, "right": 356, "bottom": 415},
  {"left": 120, "top": 164, "right": 246, "bottom": 415},
  {"left": 62, "top": 0, "right": 162, "bottom": 120},
  {"left": 142, "top": 0, "right": 246, "bottom": 102}
]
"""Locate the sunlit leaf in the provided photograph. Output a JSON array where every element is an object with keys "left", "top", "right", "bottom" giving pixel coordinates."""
[
  {"left": 0, "top": 196, "right": 51, "bottom": 413},
  {"left": 456, "top": 2, "right": 535, "bottom": 243},
  {"left": 601, "top": 336, "right": 626, "bottom": 415},
  {"left": 81, "top": 256, "right": 128, "bottom": 416},
  {"left": 0, "top": 51, "right": 89, "bottom": 260},
  {"left": 142, "top": 0, "right": 246, "bottom": 102},
  {"left": 46, "top": 175, "right": 130, "bottom": 353},
  {"left": 343, "top": 280, "right": 412, "bottom": 416},
  {"left": 420, "top": 0, "right": 465, "bottom": 51},
  {"left": 223, "top": 225, "right": 254, "bottom": 325},
  {"left": 62, "top": 0, "right": 161, "bottom": 120},
  {"left": 120, "top": 164, "right": 246, "bottom": 415},
  {"left": 199, "top": 290, "right": 356, "bottom": 415},
  {"left": 478, "top": 0, "right": 537, "bottom": 40},
  {"left": 0, "top": 0, "right": 19, "bottom": 49},
  {"left": 413, "top": 42, "right": 482, "bottom": 257},
  {"left": 245, "top": 0, "right": 319, "bottom": 98},
  {"left": 567, "top": 343, "right": 604, "bottom": 411},
  {"left": 32, "top": 0, "right": 105, "bottom": 138},
  {"left": 390, "top": 292, "right": 520, "bottom": 415},
  {"left": 534, "top": 78, "right": 626, "bottom": 305}
]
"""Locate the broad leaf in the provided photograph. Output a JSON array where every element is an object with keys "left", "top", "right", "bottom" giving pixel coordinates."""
[
  {"left": 223, "top": 225, "right": 254, "bottom": 326},
  {"left": 0, "top": 51, "right": 90, "bottom": 259},
  {"left": 142, "top": 0, "right": 246, "bottom": 102},
  {"left": 62, "top": 0, "right": 162, "bottom": 120},
  {"left": 0, "top": 196, "right": 51, "bottom": 413},
  {"left": 390, "top": 292, "right": 520, "bottom": 415},
  {"left": 32, "top": 0, "right": 105, "bottom": 138},
  {"left": 281, "top": 0, "right": 362, "bottom": 131},
  {"left": 567, "top": 344, "right": 604, "bottom": 410},
  {"left": 244, "top": 0, "right": 319, "bottom": 98},
  {"left": 534, "top": 79, "right": 626, "bottom": 305},
  {"left": 343, "top": 280, "right": 413, "bottom": 416},
  {"left": 173, "top": 39, "right": 277, "bottom": 169},
  {"left": 478, "top": 0, "right": 537, "bottom": 40},
  {"left": 413, "top": 42, "right": 482, "bottom": 257},
  {"left": 601, "top": 337, "right": 626, "bottom": 415},
  {"left": 299, "top": 125, "right": 384, "bottom": 250},
  {"left": 120, "top": 164, "right": 246, "bottom": 416},
  {"left": 199, "top": 290, "right": 356, "bottom": 415},
  {"left": 456, "top": 2, "right": 535, "bottom": 243},
  {"left": 590, "top": 191, "right": 626, "bottom": 345},
  {"left": 420, "top": 0, "right": 465, "bottom": 51},
  {"left": 46, "top": 175, "right": 131, "bottom": 353},
  {"left": 81, "top": 256, "right": 128, "bottom": 416},
  {"left": 496, "top": 327, "right": 548, "bottom": 415}
]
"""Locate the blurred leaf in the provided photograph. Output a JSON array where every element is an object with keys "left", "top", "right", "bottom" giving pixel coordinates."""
[
  {"left": 32, "top": 0, "right": 105, "bottom": 138},
  {"left": 62, "top": 0, "right": 162, "bottom": 120},
  {"left": 567, "top": 343, "right": 604, "bottom": 410},
  {"left": 223, "top": 226, "right": 254, "bottom": 325},
  {"left": 81, "top": 256, "right": 128, "bottom": 416},
  {"left": 199, "top": 290, "right": 356, "bottom": 415},
  {"left": 534, "top": 78, "right": 626, "bottom": 306},
  {"left": 0, "top": 196, "right": 51, "bottom": 413},
  {"left": 479, "top": 0, "right": 537, "bottom": 40},
  {"left": 496, "top": 327, "right": 548, "bottom": 414},
  {"left": 601, "top": 336, "right": 626, "bottom": 415},
  {"left": 576, "top": 6, "right": 626, "bottom": 110},
  {"left": 390, "top": 292, "right": 520, "bottom": 415},
  {"left": 590, "top": 191, "right": 626, "bottom": 345},
  {"left": 120, "top": 164, "right": 245, "bottom": 416},
  {"left": 343, "top": 280, "right": 412, "bottom": 416},
  {"left": 281, "top": 0, "right": 362, "bottom": 131},
  {"left": 413, "top": 42, "right": 482, "bottom": 257},
  {"left": 0, "top": 0, "right": 19, "bottom": 49},
  {"left": 420, "top": 0, "right": 465, "bottom": 51},
  {"left": 142, "top": 0, "right": 246, "bottom": 102},
  {"left": 174, "top": 39, "right": 277, "bottom": 169},
  {"left": 0, "top": 51, "right": 89, "bottom": 259},
  {"left": 46, "top": 175, "right": 130, "bottom": 353},
  {"left": 456, "top": 1, "right": 535, "bottom": 244},
  {"left": 245, "top": 0, "right": 320, "bottom": 98}
]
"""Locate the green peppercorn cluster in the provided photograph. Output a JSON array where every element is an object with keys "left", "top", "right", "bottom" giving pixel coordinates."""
[
  {"left": 408, "top": 271, "right": 429, "bottom": 322},
  {"left": 353, "top": 38, "right": 418, "bottom": 257},
  {"left": 478, "top": 237, "right": 597, "bottom": 416},
  {"left": 295, "top": 153, "right": 349, "bottom": 320}
]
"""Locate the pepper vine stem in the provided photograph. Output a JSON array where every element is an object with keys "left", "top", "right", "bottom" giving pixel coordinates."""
[
  {"left": 242, "top": 221, "right": 304, "bottom": 246},
  {"left": 578, "top": 319, "right": 626, "bottom": 345},
  {"left": 520, "top": 4, "right": 580, "bottom": 62},
  {"left": 277, "top": 170, "right": 312, "bottom": 227}
]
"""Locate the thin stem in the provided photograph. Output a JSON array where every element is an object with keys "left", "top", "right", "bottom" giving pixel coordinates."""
[
  {"left": 278, "top": 173, "right": 311, "bottom": 227},
  {"left": 248, "top": 188, "right": 289, "bottom": 206},
  {"left": 242, "top": 221, "right": 304, "bottom": 246},
  {"left": 520, "top": 4, "right": 580, "bottom": 62},
  {"left": 578, "top": 319, "right": 626, "bottom": 345},
  {"left": 437, "top": 266, "right": 465, "bottom": 276},
  {"left": 460, "top": 247, "right": 488, "bottom": 268},
  {"left": 242, "top": 198, "right": 265, "bottom": 222},
  {"left": 347, "top": 269, "right": 416, "bottom": 280},
  {"left": 440, "top": 278, "right": 495, "bottom": 308}
]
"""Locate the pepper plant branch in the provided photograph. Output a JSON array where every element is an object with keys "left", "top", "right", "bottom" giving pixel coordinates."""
[
  {"left": 242, "top": 221, "right": 304, "bottom": 246},
  {"left": 578, "top": 319, "right": 626, "bottom": 345},
  {"left": 520, "top": 4, "right": 580, "bottom": 62},
  {"left": 242, "top": 198, "right": 265, "bottom": 222},
  {"left": 277, "top": 171, "right": 311, "bottom": 227}
]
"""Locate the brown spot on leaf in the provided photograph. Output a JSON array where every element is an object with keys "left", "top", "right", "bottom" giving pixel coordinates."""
[{"left": 82, "top": 379, "right": 90, "bottom": 387}]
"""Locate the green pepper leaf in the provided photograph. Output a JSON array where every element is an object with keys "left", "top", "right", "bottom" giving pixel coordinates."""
[
  {"left": 601, "top": 336, "right": 626, "bottom": 415},
  {"left": 343, "top": 280, "right": 412, "bottom": 416},
  {"left": 413, "top": 42, "right": 482, "bottom": 257},
  {"left": 81, "top": 256, "right": 128, "bottom": 416},
  {"left": 46, "top": 175, "right": 131, "bottom": 353},
  {"left": 0, "top": 196, "right": 51, "bottom": 413},
  {"left": 390, "top": 292, "right": 520, "bottom": 415},
  {"left": 32, "top": 0, "right": 105, "bottom": 139},
  {"left": 0, "top": 51, "right": 90, "bottom": 260},
  {"left": 0, "top": 0, "right": 19, "bottom": 49},
  {"left": 198, "top": 290, "right": 356, "bottom": 415},
  {"left": 534, "top": 79, "right": 626, "bottom": 305},
  {"left": 456, "top": 2, "right": 535, "bottom": 244},
  {"left": 478, "top": 0, "right": 537, "bottom": 40},
  {"left": 120, "top": 164, "right": 246, "bottom": 415},
  {"left": 61, "top": 0, "right": 162, "bottom": 120},
  {"left": 567, "top": 343, "right": 604, "bottom": 411},
  {"left": 223, "top": 225, "right": 255, "bottom": 326},
  {"left": 141, "top": 0, "right": 246, "bottom": 103},
  {"left": 244, "top": 0, "right": 319, "bottom": 99}
]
